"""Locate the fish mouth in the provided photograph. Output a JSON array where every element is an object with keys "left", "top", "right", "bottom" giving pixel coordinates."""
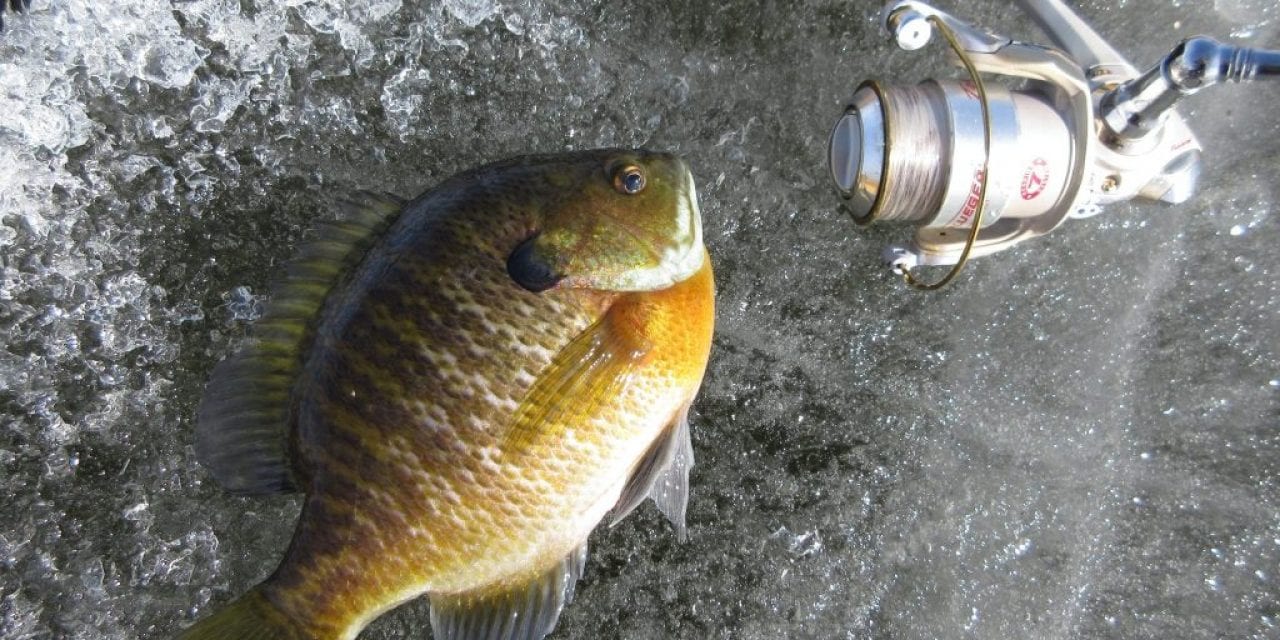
[{"left": 528, "top": 162, "right": 705, "bottom": 294}]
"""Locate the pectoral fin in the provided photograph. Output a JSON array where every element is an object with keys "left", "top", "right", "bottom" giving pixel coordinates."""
[
  {"left": 428, "top": 543, "right": 589, "bottom": 640},
  {"left": 609, "top": 405, "right": 695, "bottom": 541},
  {"left": 501, "top": 313, "right": 648, "bottom": 451}
]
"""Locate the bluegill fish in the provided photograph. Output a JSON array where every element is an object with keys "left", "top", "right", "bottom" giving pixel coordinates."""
[{"left": 182, "top": 150, "right": 715, "bottom": 640}]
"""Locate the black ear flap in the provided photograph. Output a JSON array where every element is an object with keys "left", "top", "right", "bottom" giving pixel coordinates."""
[{"left": 507, "top": 235, "right": 563, "bottom": 292}]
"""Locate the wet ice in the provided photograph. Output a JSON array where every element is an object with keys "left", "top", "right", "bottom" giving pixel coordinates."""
[{"left": 1, "top": 0, "right": 1278, "bottom": 638}]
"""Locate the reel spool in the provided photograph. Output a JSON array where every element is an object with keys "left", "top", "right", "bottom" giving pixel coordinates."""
[{"left": 827, "top": 1, "right": 1099, "bottom": 289}]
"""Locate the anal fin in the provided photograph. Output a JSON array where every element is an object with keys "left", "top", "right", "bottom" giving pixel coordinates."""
[
  {"left": 610, "top": 405, "right": 695, "bottom": 541},
  {"left": 428, "top": 543, "right": 589, "bottom": 640}
]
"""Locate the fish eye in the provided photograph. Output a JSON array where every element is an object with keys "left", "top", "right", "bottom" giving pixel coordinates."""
[{"left": 613, "top": 166, "right": 646, "bottom": 195}]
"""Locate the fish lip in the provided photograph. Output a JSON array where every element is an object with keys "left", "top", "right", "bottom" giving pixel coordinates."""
[{"left": 661, "top": 167, "right": 705, "bottom": 284}]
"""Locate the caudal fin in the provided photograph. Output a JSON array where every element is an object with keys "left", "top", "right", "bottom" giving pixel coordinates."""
[{"left": 178, "top": 588, "right": 307, "bottom": 640}]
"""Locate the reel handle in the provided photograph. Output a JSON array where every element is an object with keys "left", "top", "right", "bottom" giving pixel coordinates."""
[{"left": 1102, "top": 37, "right": 1280, "bottom": 144}]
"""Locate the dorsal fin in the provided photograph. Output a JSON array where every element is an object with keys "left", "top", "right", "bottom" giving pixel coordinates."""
[{"left": 195, "top": 191, "right": 406, "bottom": 495}]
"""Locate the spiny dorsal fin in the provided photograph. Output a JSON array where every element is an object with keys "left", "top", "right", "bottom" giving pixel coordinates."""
[
  {"left": 429, "top": 542, "right": 589, "bottom": 640},
  {"left": 609, "top": 404, "right": 695, "bottom": 541},
  {"left": 195, "top": 191, "right": 406, "bottom": 495}
]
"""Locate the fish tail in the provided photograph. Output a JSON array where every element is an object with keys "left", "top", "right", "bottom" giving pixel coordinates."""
[{"left": 178, "top": 587, "right": 308, "bottom": 640}]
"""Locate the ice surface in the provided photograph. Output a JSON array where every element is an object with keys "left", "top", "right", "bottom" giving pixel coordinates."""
[{"left": 1, "top": 0, "right": 1278, "bottom": 638}]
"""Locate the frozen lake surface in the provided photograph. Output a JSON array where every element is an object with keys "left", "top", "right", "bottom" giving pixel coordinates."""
[{"left": 1, "top": 0, "right": 1277, "bottom": 638}]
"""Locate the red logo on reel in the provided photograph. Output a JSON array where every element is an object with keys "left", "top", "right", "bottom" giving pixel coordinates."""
[
  {"left": 1020, "top": 158, "right": 1050, "bottom": 200},
  {"left": 954, "top": 168, "right": 985, "bottom": 226}
]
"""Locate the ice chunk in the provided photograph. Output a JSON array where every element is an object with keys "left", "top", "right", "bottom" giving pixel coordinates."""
[
  {"left": 133, "top": 40, "right": 207, "bottom": 89},
  {"left": 0, "top": 63, "right": 92, "bottom": 153},
  {"left": 224, "top": 286, "right": 265, "bottom": 323},
  {"left": 191, "top": 77, "right": 254, "bottom": 133},
  {"left": 444, "top": 0, "right": 499, "bottom": 28},
  {"left": 381, "top": 68, "right": 432, "bottom": 141}
]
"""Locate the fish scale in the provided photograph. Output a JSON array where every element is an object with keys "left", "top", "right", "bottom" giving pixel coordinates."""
[{"left": 183, "top": 150, "right": 714, "bottom": 640}]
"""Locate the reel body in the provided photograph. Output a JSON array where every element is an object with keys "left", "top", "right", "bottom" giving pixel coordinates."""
[{"left": 829, "top": 0, "right": 1213, "bottom": 283}]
